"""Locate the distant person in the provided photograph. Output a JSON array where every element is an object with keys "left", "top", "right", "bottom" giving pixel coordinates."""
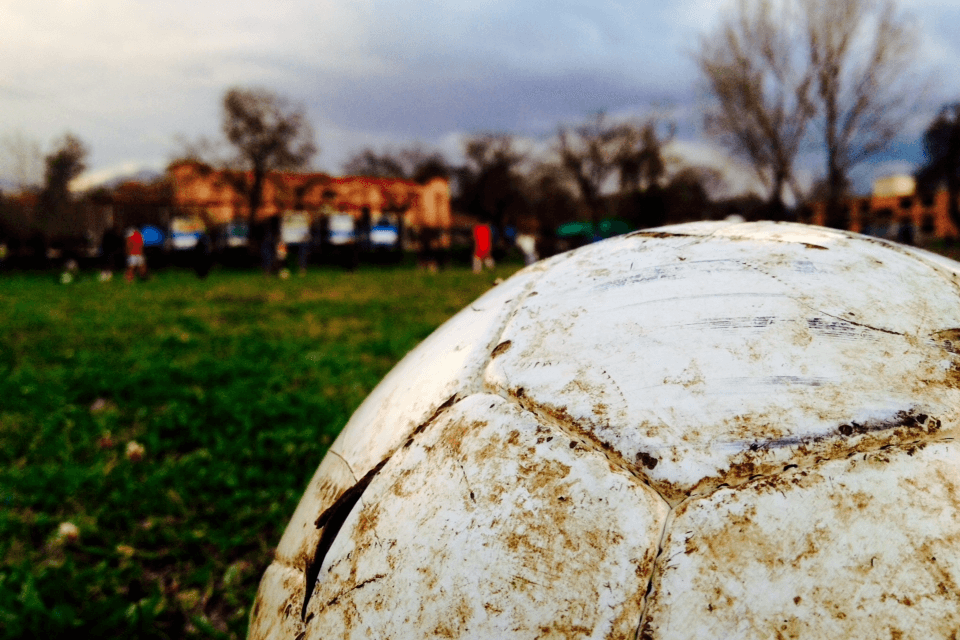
[
  {"left": 99, "top": 226, "right": 121, "bottom": 280},
  {"left": 896, "top": 219, "right": 915, "bottom": 246},
  {"left": 418, "top": 227, "right": 440, "bottom": 272},
  {"left": 472, "top": 223, "right": 494, "bottom": 273},
  {"left": 28, "top": 233, "right": 46, "bottom": 270},
  {"left": 124, "top": 227, "right": 147, "bottom": 282},
  {"left": 193, "top": 232, "right": 213, "bottom": 278},
  {"left": 516, "top": 233, "right": 538, "bottom": 266},
  {"left": 276, "top": 241, "right": 290, "bottom": 278},
  {"left": 101, "top": 226, "right": 123, "bottom": 276},
  {"left": 294, "top": 241, "right": 309, "bottom": 275},
  {"left": 60, "top": 258, "right": 79, "bottom": 284},
  {"left": 260, "top": 215, "right": 280, "bottom": 274}
]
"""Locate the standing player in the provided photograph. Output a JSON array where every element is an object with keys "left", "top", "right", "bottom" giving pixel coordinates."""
[
  {"left": 472, "top": 223, "right": 494, "bottom": 273},
  {"left": 124, "top": 227, "right": 147, "bottom": 282}
]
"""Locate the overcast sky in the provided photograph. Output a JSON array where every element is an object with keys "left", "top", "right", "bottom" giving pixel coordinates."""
[{"left": 2, "top": 0, "right": 959, "bottom": 196}]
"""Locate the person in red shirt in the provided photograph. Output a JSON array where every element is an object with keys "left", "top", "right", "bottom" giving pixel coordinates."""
[
  {"left": 472, "top": 223, "right": 494, "bottom": 273},
  {"left": 124, "top": 227, "right": 147, "bottom": 282}
]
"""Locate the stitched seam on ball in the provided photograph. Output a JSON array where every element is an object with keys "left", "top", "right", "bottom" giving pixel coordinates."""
[
  {"left": 475, "top": 254, "right": 574, "bottom": 397},
  {"left": 302, "top": 457, "right": 389, "bottom": 621},
  {"left": 326, "top": 449, "right": 358, "bottom": 483},
  {"left": 634, "top": 504, "right": 675, "bottom": 640}
]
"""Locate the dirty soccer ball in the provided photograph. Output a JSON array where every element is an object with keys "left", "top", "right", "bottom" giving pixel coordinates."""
[{"left": 251, "top": 221, "right": 960, "bottom": 639}]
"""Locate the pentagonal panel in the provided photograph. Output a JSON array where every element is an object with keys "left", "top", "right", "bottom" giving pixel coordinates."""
[
  {"left": 331, "top": 263, "right": 549, "bottom": 477},
  {"left": 640, "top": 440, "right": 960, "bottom": 639},
  {"left": 485, "top": 222, "right": 960, "bottom": 502},
  {"left": 304, "top": 394, "right": 668, "bottom": 639},
  {"left": 249, "top": 563, "right": 309, "bottom": 640}
]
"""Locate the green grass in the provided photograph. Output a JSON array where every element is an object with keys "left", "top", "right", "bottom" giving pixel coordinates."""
[{"left": 0, "top": 264, "right": 520, "bottom": 639}]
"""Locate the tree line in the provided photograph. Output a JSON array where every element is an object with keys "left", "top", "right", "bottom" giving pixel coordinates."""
[
  {"left": 3, "top": 0, "right": 960, "bottom": 252},
  {"left": 339, "top": 115, "right": 726, "bottom": 240},
  {"left": 175, "top": 88, "right": 729, "bottom": 238}
]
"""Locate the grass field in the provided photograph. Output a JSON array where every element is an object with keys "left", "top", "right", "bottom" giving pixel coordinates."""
[{"left": 0, "top": 264, "right": 521, "bottom": 639}]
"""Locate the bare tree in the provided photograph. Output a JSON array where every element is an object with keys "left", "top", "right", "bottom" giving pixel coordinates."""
[
  {"left": 615, "top": 120, "right": 674, "bottom": 194},
  {"left": 1, "top": 131, "right": 44, "bottom": 192},
  {"left": 402, "top": 147, "right": 451, "bottom": 184},
  {"left": 39, "top": 134, "right": 87, "bottom": 236},
  {"left": 221, "top": 87, "right": 317, "bottom": 223},
  {"left": 556, "top": 113, "right": 626, "bottom": 225},
  {"left": 556, "top": 113, "right": 676, "bottom": 227},
  {"left": 803, "top": 0, "right": 919, "bottom": 227},
  {"left": 916, "top": 103, "right": 960, "bottom": 230},
  {"left": 527, "top": 164, "right": 580, "bottom": 232},
  {"left": 663, "top": 166, "right": 727, "bottom": 223},
  {"left": 170, "top": 133, "right": 229, "bottom": 167},
  {"left": 343, "top": 149, "right": 406, "bottom": 179},
  {"left": 455, "top": 134, "right": 528, "bottom": 231},
  {"left": 342, "top": 145, "right": 450, "bottom": 183},
  {"left": 696, "top": 0, "right": 816, "bottom": 218}
]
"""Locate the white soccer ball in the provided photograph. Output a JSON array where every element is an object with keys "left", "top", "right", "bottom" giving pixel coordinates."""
[{"left": 251, "top": 221, "right": 960, "bottom": 639}]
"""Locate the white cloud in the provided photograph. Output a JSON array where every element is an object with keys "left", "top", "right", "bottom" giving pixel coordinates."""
[
  {"left": 849, "top": 160, "right": 920, "bottom": 195},
  {"left": 664, "top": 139, "right": 767, "bottom": 199},
  {"left": 70, "top": 159, "right": 165, "bottom": 191}
]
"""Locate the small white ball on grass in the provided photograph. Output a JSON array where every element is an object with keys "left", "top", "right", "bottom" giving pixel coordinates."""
[
  {"left": 125, "top": 441, "right": 145, "bottom": 462},
  {"left": 58, "top": 522, "right": 80, "bottom": 544}
]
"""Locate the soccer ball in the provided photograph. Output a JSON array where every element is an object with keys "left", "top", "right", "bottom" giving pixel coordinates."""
[{"left": 251, "top": 221, "right": 960, "bottom": 639}]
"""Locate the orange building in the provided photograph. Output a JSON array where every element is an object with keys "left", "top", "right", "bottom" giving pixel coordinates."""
[
  {"left": 806, "top": 175, "right": 960, "bottom": 240},
  {"left": 167, "top": 160, "right": 451, "bottom": 231}
]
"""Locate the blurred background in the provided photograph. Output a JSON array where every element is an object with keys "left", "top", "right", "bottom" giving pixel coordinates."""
[
  {"left": 2, "top": 0, "right": 960, "bottom": 264},
  {"left": 2, "top": 0, "right": 960, "bottom": 637}
]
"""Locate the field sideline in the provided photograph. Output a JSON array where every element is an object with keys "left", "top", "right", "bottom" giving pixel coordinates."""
[{"left": 0, "top": 264, "right": 521, "bottom": 639}]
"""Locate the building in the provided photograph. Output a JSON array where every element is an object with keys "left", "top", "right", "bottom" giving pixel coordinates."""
[
  {"left": 167, "top": 160, "right": 451, "bottom": 232},
  {"left": 806, "top": 175, "right": 959, "bottom": 240}
]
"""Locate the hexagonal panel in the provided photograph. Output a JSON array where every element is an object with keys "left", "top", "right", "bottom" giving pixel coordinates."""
[
  {"left": 641, "top": 440, "right": 960, "bottom": 639},
  {"left": 331, "top": 264, "right": 549, "bottom": 477},
  {"left": 485, "top": 223, "right": 960, "bottom": 502},
  {"left": 305, "top": 395, "right": 668, "bottom": 639}
]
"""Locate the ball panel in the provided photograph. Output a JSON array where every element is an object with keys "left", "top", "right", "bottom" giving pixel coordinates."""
[
  {"left": 684, "top": 220, "right": 852, "bottom": 244},
  {"left": 248, "top": 563, "right": 309, "bottom": 640},
  {"left": 640, "top": 440, "right": 960, "bottom": 639},
  {"left": 275, "top": 451, "right": 356, "bottom": 565},
  {"left": 249, "top": 452, "right": 355, "bottom": 640},
  {"left": 485, "top": 222, "right": 960, "bottom": 502},
  {"left": 706, "top": 219, "right": 960, "bottom": 284},
  {"left": 698, "top": 222, "right": 960, "bottom": 335},
  {"left": 304, "top": 394, "right": 668, "bottom": 639},
  {"left": 251, "top": 260, "right": 566, "bottom": 639},
  {"left": 896, "top": 242, "right": 960, "bottom": 279},
  {"left": 329, "top": 265, "right": 545, "bottom": 478}
]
